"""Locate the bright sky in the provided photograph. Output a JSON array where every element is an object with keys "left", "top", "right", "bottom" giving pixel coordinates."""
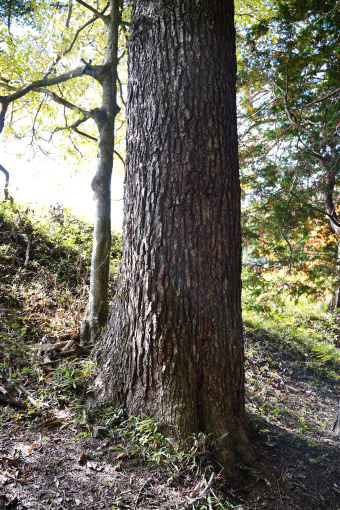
[{"left": 1, "top": 141, "right": 124, "bottom": 231}]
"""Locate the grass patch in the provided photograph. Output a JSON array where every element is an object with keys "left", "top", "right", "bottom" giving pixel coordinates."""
[{"left": 243, "top": 296, "right": 340, "bottom": 381}]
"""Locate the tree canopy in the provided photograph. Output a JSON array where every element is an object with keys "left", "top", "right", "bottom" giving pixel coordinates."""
[
  {"left": 237, "top": 0, "right": 340, "bottom": 299},
  {"left": 0, "top": 0, "right": 127, "bottom": 162}
]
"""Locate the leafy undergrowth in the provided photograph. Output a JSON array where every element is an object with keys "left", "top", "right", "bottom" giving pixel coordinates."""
[
  {"left": 1, "top": 201, "right": 340, "bottom": 509},
  {"left": 0, "top": 200, "right": 121, "bottom": 358}
]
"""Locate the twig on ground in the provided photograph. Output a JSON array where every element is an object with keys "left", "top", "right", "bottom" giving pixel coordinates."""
[{"left": 184, "top": 472, "right": 216, "bottom": 507}]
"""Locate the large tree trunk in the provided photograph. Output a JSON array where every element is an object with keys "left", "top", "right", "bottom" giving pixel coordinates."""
[
  {"left": 93, "top": 0, "right": 253, "bottom": 470},
  {"left": 80, "top": 0, "right": 120, "bottom": 345}
]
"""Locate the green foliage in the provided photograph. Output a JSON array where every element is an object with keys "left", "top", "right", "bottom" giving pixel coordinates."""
[
  {"left": 238, "top": 0, "right": 340, "bottom": 298},
  {"left": 0, "top": 0, "right": 128, "bottom": 163},
  {"left": 0, "top": 0, "right": 36, "bottom": 27},
  {"left": 0, "top": 199, "right": 121, "bottom": 365},
  {"left": 49, "top": 360, "right": 83, "bottom": 392},
  {"left": 119, "top": 415, "right": 175, "bottom": 464},
  {"left": 242, "top": 283, "right": 340, "bottom": 379}
]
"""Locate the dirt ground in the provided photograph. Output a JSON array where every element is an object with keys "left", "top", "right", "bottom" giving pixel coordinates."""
[
  {"left": 1, "top": 329, "right": 340, "bottom": 510},
  {"left": 1, "top": 206, "right": 340, "bottom": 509}
]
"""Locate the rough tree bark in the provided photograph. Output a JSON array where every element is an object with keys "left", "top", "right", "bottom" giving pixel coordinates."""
[
  {"left": 93, "top": 0, "right": 253, "bottom": 470},
  {"left": 79, "top": 0, "right": 120, "bottom": 345}
]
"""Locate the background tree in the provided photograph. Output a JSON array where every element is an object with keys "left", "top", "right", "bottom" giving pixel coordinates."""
[
  {"left": 0, "top": 0, "right": 128, "bottom": 342},
  {"left": 0, "top": 163, "right": 9, "bottom": 199},
  {"left": 237, "top": 0, "right": 340, "bottom": 303},
  {"left": 93, "top": 0, "right": 253, "bottom": 471},
  {"left": 0, "top": 0, "right": 37, "bottom": 30}
]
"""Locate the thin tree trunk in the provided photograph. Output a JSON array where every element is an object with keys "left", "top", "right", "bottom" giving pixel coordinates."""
[
  {"left": 93, "top": 0, "right": 253, "bottom": 470},
  {"left": 80, "top": 0, "right": 120, "bottom": 345},
  {"left": 324, "top": 173, "right": 340, "bottom": 311},
  {"left": 330, "top": 239, "right": 340, "bottom": 310},
  {"left": 0, "top": 163, "right": 9, "bottom": 200}
]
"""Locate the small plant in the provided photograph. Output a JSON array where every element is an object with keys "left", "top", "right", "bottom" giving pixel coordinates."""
[
  {"left": 49, "top": 361, "right": 83, "bottom": 392},
  {"left": 120, "top": 415, "right": 174, "bottom": 463}
]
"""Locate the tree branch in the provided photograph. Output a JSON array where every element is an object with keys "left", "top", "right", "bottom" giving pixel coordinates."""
[
  {"left": 66, "top": 0, "right": 73, "bottom": 27},
  {"left": 75, "top": 0, "right": 110, "bottom": 24},
  {"left": 34, "top": 87, "right": 91, "bottom": 117},
  {"left": 44, "top": 3, "right": 109, "bottom": 78},
  {"left": 117, "top": 73, "right": 126, "bottom": 107},
  {"left": 0, "top": 63, "right": 104, "bottom": 105},
  {"left": 303, "top": 87, "right": 340, "bottom": 109},
  {"left": 0, "top": 64, "right": 106, "bottom": 133},
  {"left": 289, "top": 189, "right": 340, "bottom": 230},
  {"left": 0, "top": 101, "right": 8, "bottom": 133},
  {"left": 114, "top": 149, "right": 125, "bottom": 165}
]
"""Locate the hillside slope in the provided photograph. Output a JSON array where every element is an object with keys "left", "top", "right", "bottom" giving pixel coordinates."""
[{"left": 1, "top": 201, "right": 340, "bottom": 509}]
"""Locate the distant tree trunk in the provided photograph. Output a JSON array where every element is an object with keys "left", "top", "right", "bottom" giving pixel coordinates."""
[
  {"left": 324, "top": 175, "right": 340, "bottom": 311},
  {"left": 79, "top": 0, "right": 120, "bottom": 345},
  {"left": 0, "top": 163, "right": 9, "bottom": 200},
  {"left": 93, "top": 0, "right": 253, "bottom": 470},
  {"left": 330, "top": 239, "right": 340, "bottom": 310}
]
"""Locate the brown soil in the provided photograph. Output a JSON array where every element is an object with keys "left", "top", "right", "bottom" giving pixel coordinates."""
[
  {"left": 1, "top": 331, "right": 340, "bottom": 510},
  {"left": 1, "top": 205, "right": 340, "bottom": 509}
]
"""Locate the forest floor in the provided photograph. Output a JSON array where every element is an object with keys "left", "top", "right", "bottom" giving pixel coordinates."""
[{"left": 1, "top": 202, "right": 340, "bottom": 510}]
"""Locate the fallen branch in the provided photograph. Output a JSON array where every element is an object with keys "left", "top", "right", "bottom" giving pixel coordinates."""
[
  {"left": 40, "top": 359, "right": 60, "bottom": 368},
  {"left": 44, "top": 341, "right": 70, "bottom": 354},
  {"left": 184, "top": 473, "right": 216, "bottom": 507},
  {"left": 0, "top": 393, "right": 27, "bottom": 409}
]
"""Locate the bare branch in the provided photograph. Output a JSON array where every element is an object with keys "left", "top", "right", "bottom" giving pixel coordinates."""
[
  {"left": 0, "top": 64, "right": 105, "bottom": 133},
  {"left": 66, "top": 0, "right": 73, "bottom": 27},
  {"left": 73, "top": 127, "right": 97, "bottom": 141},
  {"left": 34, "top": 87, "right": 91, "bottom": 117},
  {"left": 0, "top": 102, "right": 8, "bottom": 133},
  {"left": 303, "top": 87, "right": 340, "bottom": 109},
  {"left": 0, "top": 63, "right": 104, "bottom": 105},
  {"left": 30, "top": 95, "right": 46, "bottom": 146},
  {"left": 75, "top": 0, "right": 110, "bottom": 24},
  {"left": 114, "top": 149, "right": 125, "bottom": 165},
  {"left": 117, "top": 73, "right": 126, "bottom": 107},
  {"left": 51, "top": 116, "right": 97, "bottom": 143},
  {"left": 44, "top": 3, "right": 109, "bottom": 78}
]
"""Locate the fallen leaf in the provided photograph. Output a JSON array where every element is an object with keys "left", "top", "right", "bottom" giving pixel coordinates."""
[
  {"left": 78, "top": 452, "right": 87, "bottom": 465},
  {"left": 43, "top": 419, "right": 61, "bottom": 428},
  {"left": 189, "top": 480, "right": 205, "bottom": 498},
  {"left": 319, "top": 493, "right": 325, "bottom": 502},
  {"left": 264, "top": 440, "right": 276, "bottom": 447},
  {"left": 51, "top": 497, "right": 63, "bottom": 505},
  {"left": 284, "top": 482, "right": 294, "bottom": 490},
  {"left": 17, "top": 477, "right": 28, "bottom": 485},
  {"left": 115, "top": 452, "right": 127, "bottom": 460},
  {"left": 113, "top": 459, "right": 124, "bottom": 471},
  {"left": 281, "top": 474, "right": 289, "bottom": 483}
]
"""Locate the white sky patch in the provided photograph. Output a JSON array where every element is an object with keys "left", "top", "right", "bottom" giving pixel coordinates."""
[{"left": 1, "top": 142, "right": 124, "bottom": 231}]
